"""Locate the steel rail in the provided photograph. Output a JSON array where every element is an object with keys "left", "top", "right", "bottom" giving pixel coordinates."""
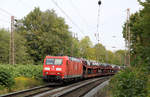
[
  {"left": 57, "top": 77, "right": 109, "bottom": 97},
  {"left": 0, "top": 83, "right": 59, "bottom": 97},
  {"left": 34, "top": 76, "right": 110, "bottom": 97}
]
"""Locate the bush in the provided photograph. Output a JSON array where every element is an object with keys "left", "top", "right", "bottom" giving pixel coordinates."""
[
  {"left": 0, "top": 67, "right": 14, "bottom": 88},
  {"left": 110, "top": 67, "right": 148, "bottom": 97},
  {"left": 0, "top": 64, "right": 43, "bottom": 80},
  {"left": 0, "top": 64, "right": 43, "bottom": 94},
  {"left": 13, "top": 65, "right": 43, "bottom": 80}
]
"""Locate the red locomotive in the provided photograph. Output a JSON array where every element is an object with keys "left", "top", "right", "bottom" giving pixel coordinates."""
[{"left": 43, "top": 56, "right": 119, "bottom": 82}]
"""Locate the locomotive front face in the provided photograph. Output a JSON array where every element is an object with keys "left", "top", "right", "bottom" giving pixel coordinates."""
[{"left": 43, "top": 57, "right": 64, "bottom": 81}]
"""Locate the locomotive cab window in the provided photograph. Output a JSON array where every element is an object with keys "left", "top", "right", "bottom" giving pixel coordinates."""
[
  {"left": 55, "top": 59, "right": 62, "bottom": 65},
  {"left": 46, "top": 58, "right": 63, "bottom": 65}
]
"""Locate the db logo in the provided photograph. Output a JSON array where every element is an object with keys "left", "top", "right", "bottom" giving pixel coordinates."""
[
  {"left": 52, "top": 66, "right": 55, "bottom": 70},
  {"left": 75, "top": 65, "right": 77, "bottom": 70}
]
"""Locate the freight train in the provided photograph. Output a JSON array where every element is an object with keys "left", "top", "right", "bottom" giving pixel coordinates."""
[{"left": 43, "top": 56, "right": 120, "bottom": 82}]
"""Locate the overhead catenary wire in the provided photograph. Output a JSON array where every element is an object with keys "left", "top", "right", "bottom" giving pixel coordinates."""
[
  {"left": 0, "top": 12, "right": 11, "bottom": 18},
  {"left": 0, "top": 8, "right": 14, "bottom": 16},
  {"left": 51, "top": 0, "right": 86, "bottom": 37},
  {"left": 0, "top": 8, "right": 17, "bottom": 24},
  {"left": 0, "top": 18, "right": 10, "bottom": 23},
  {"left": 19, "top": 0, "right": 34, "bottom": 10},
  {"left": 69, "top": 0, "right": 89, "bottom": 29},
  {"left": 68, "top": 0, "right": 97, "bottom": 43}
]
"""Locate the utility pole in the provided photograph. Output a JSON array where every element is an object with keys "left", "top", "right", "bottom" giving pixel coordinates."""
[
  {"left": 128, "top": 8, "right": 131, "bottom": 66},
  {"left": 125, "top": 15, "right": 128, "bottom": 66},
  {"left": 125, "top": 8, "right": 131, "bottom": 66},
  {"left": 71, "top": 33, "right": 76, "bottom": 57},
  {"left": 10, "top": 16, "right": 15, "bottom": 65}
]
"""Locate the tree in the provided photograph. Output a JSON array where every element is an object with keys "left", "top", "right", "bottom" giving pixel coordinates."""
[
  {"left": 79, "top": 36, "right": 93, "bottom": 59},
  {"left": 71, "top": 37, "right": 80, "bottom": 57},
  {"left": 114, "top": 50, "right": 126, "bottom": 65},
  {"left": 0, "top": 29, "right": 9, "bottom": 64},
  {"left": 106, "top": 50, "right": 114, "bottom": 64},
  {"left": 94, "top": 43, "right": 106, "bottom": 62},
  {"left": 16, "top": 8, "right": 73, "bottom": 64},
  {"left": 122, "top": 0, "right": 150, "bottom": 66},
  {"left": 14, "top": 32, "right": 33, "bottom": 64},
  {"left": 0, "top": 28, "right": 32, "bottom": 64}
]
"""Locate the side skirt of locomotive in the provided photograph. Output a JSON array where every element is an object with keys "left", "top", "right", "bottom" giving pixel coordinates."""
[{"left": 43, "top": 75, "right": 83, "bottom": 82}]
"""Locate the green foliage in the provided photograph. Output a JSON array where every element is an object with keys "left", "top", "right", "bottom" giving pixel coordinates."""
[
  {"left": 111, "top": 1, "right": 150, "bottom": 97},
  {"left": 0, "top": 29, "right": 9, "bottom": 64},
  {"left": 0, "top": 67, "right": 14, "bottom": 88},
  {"left": 14, "top": 65, "right": 43, "bottom": 80},
  {"left": 0, "top": 28, "right": 33, "bottom": 64},
  {"left": 0, "top": 7, "right": 124, "bottom": 65},
  {"left": 94, "top": 44, "right": 106, "bottom": 62},
  {"left": 14, "top": 76, "right": 43, "bottom": 90},
  {"left": 0, "top": 7, "right": 125, "bottom": 66},
  {"left": 16, "top": 8, "right": 72, "bottom": 64},
  {"left": 14, "top": 32, "right": 34, "bottom": 64},
  {"left": 113, "top": 50, "right": 126, "bottom": 65},
  {"left": 110, "top": 67, "right": 148, "bottom": 97},
  {"left": 71, "top": 38, "right": 80, "bottom": 57},
  {"left": 0, "top": 64, "right": 43, "bottom": 94},
  {"left": 0, "top": 64, "right": 43, "bottom": 80},
  {"left": 79, "top": 36, "right": 93, "bottom": 59},
  {"left": 73, "top": 36, "right": 125, "bottom": 65},
  {"left": 106, "top": 50, "right": 115, "bottom": 64},
  {"left": 122, "top": 0, "right": 150, "bottom": 67}
]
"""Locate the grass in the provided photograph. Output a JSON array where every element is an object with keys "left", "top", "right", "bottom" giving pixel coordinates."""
[
  {"left": 0, "top": 64, "right": 44, "bottom": 95},
  {"left": 0, "top": 76, "right": 44, "bottom": 95}
]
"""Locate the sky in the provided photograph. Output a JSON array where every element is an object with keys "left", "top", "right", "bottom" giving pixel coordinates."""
[{"left": 0, "top": 0, "right": 142, "bottom": 51}]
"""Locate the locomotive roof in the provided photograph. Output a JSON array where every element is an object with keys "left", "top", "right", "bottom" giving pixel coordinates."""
[
  {"left": 45, "top": 56, "right": 69, "bottom": 59},
  {"left": 45, "top": 56, "right": 81, "bottom": 62}
]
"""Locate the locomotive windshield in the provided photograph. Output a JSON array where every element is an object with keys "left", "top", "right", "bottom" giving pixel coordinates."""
[{"left": 46, "top": 58, "right": 63, "bottom": 65}]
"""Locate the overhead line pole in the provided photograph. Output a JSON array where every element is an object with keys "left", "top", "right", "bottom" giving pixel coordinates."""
[
  {"left": 0, "top": 8, "right": 16, "bottom": 65},
  {"left": 10, "top": 16, "right": 15, "bottom": 65},
  {"left": 125, "top": 8, "right": 130, "bottom": 66},
  {"left": 125, "top": 15, "right": 128, "bottom": 66},
  {"left": 127, "top": 8, "right": 131, "bottom": 66}
]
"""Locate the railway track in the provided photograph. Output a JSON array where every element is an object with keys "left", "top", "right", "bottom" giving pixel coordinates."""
[
  {"left": 60, "top": 78, "right": 108, "bottom": 97},
  {"left": 0, "top": 83, "right": 60, "bottom": 97},
  {"left": 0, "top": 76, "right": 110, "bottom": 97},
  {"left": 34, "top": 76, "right": 110, "bottom": 97}
]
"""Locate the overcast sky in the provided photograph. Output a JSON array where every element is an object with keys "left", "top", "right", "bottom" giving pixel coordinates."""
[{"left": 0, "top": 0, "right": 141, "bottom": 51}]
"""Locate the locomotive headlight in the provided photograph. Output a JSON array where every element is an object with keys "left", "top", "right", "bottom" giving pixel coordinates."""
[
  {"left": 45, "top": 72, "right": 48, "bottom": 74},
  {"left": 44, "top": 67, "right": 50, "bottom": 70},
  {"left": 56, "top": 68, "right": 62, "bottom": 71},
  {"left": 57, "top": 72, "right": 61, "bottom": 74}
]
